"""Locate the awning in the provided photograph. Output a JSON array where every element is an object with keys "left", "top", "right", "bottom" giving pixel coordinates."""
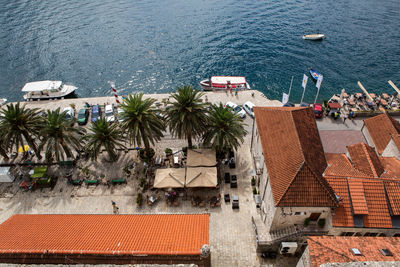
[
  {"left": 21, "top": 81, "right": 62, "bottom": 92},
  {"left": 154, "top": 168, "right": 185, "bottom": 188},
  {"left": 185, "top": 167, "right": 217, "bottom": 188},
  {"left": 186, "top": 149, "right": 216, "bottom": 167}
]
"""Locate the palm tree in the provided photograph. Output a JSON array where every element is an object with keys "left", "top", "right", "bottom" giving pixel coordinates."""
[
  {"left": 203, "top": 103, "right": 247, "bottom": 157},
  {"left": 120, "top": 93, "right": 164, "bottom": 153},
  {"left": 0, "top": 135, "right": 9, "bottom": 161},
  {"left": 165, "top": 85, "right": 208, "bottom": 148},
  {"left": 0, "top": 103, "right": 43, "bottom": 159},
  {"left": 85, "top": 118, "right": 125, "bottom": 161},
  {"left": 39, "top": 108, "right": 85, "bottom": 163}
]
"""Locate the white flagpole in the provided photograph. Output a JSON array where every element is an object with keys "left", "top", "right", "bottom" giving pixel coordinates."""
[
  {"left": 288, "top": 76, "right": 294, "bottom": 100},
  {"left": 300, "top": 74, "right": 308, "bottom": 103},
  {"left": 314, "top": 75, "right": 323, "bottom": 104}
]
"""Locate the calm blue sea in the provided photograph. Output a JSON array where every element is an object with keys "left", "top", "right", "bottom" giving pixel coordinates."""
[{"left": 0, "top": 0, "right": 399, "bottom": 103}]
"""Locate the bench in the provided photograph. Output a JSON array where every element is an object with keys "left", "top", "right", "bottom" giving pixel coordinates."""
[
  {"left": 84, "top": 179, "right": 99, "bottom": 185},
  {"left": 68, "top": 179, "right": 82, "bottom": 186},
  {"left": 111, "top": 179, "right": 127, "bottom": 185}
]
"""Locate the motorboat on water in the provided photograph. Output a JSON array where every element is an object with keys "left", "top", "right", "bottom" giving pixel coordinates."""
[
  {"left": 302, "top": 34, "right": 326, "bottom": 40},
  {"left": 0, "top": 98, "right": 7, "bottom": 106},
  {"left": 22, "top": 80, "right": 77, "bottom": 101},
  {"left": 310, "top": 69, "right": 321, "bottom": 80},
  {"left": 200, "top": 76, "right": 250, "bottom": 91}
]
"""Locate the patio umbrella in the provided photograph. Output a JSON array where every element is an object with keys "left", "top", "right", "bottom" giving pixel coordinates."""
[
  {"left": 154, "top": 168, "right": 185, "bottom": 188},
  {"left": 185, "top": 167, "right": 217, "bottom": 188},
  {"left": 18, "top": 145, "right": 30, "bottom": 153},
  {"left": 186, "top": 149, "right": 216, "bottom": 167}
]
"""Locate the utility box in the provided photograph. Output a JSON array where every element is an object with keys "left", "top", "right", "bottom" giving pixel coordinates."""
[
  {"left": 0, "top": 167, "right": 14, "bottom": 183},
  {"left": 279, "top": 242, "right": 298, "bottom": 255}
]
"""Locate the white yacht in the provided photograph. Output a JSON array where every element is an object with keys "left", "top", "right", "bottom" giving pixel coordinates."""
[
  {"left": 22, "top": 81, "right": 77, "bottom": 101},
  {"left": 302, "top": 34, "right": 326, "bottom": 40},
  {"left": 200, "top": 76, "right": 250, "bottom": 91}
]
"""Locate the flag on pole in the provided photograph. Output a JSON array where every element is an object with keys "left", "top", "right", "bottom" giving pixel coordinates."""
[
  {"left": 316, "top": 74, "right": 323, "bottom": 90},
  {"left": 302, "top": 74, "right": 308, "bottom": 89},
  {"left": 282, "top": 93, "right": 289, "bottom": 104}
]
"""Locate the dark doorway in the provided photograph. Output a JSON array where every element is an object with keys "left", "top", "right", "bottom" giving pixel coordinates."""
[{"left": 309, "top": 213, "right": 321, "bottom": 221}]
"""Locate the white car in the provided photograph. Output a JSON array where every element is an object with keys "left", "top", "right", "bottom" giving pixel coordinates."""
[
  {"left": 105, "top": 104, "right": 115, "bottom": 123},
  {"left": 62, "top": 107, "right": 75, "bottom": 121},
  {"left": 225, "top": 101, "right": 246, "bottom": 118},
  {"left": 243, "top": 101, "right": 255, "bottom": 118},
  {"left": 117, "top": 108, "right": 124, "bottom": 123}
]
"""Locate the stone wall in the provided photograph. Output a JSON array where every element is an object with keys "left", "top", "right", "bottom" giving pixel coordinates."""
[
  {"left": 296, "top": 246, "right": 311, "bottom": 267},
  {"left": 382, "top": 138, "right": 400, "bottom": 159}
]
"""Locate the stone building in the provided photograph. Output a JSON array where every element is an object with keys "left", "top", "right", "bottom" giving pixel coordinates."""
[
  {"left": 362, "top": 113, "right": 400, "bottom": 159},
  {"left": 251, "top": 107, "right": 400, "bottom": 254},
  {"left": 0, "top": 214, "right": 211, "bottom": 266},
  {"left": 297, "top": 236, "right": 400, "bottom": 267}
]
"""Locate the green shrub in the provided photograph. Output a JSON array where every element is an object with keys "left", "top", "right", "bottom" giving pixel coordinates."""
[
  {"left": 318, "top": 218, "right": 326, "bottom": 228},
  {"left": 251, "top": 176, "right": 256, "bottom": 186},
  {"left": 192, "top": 145, "right": 198, "bottom": 149},
  {"left": 165, "top": 148, "right": 172, "bottom": 154},
  {"left": 253, "top": 187, "right": 257, "bottom": 195},
  {"left": 139, "top": 148, "right": 155, "bottom": 161},
  {"left": 304, "top": 218, "right": 310, "bottom": 227}
]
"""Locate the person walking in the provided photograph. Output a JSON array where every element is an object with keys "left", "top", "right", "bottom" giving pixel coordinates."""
[{"left": 112, "top": 200, "right": 119, "bottom": 214}]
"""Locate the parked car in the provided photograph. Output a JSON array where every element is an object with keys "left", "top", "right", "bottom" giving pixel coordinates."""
[
  {"left": 224, "top": 173, "right": 231, "bottom": 183},
  {"left": 105, "top": 104, "right": 115, "bottom": 123},
  {"left": 62, "top": 107, "right": 75, "bottom": 124},
  {"left": 117, "top": 107, "right": 124, "bottom": 123},
  {"left": 283, "top": 102, "right": 295, "bottom": 107},
  {"left": 243, "top": 101, "right": 255, "bottom": 118},
  {"left": 77, "top": 108, "right": 89, "bottom": 125},
  {"left": 91, "top": 105, "right": 101, "bottom": 122},
  {"left": 232, "top": 195, "right": 239, "bottom": 209},
  {"left": 225, "top": 101, "right": 246, "bottom": 118},
  {"left": 313, "top": 103, "right": 323, "bottom": 118},
  {"left": 300, "top": 102, "right": 310, "bottom": 107},
  {"left": 231, "top": 175, "right": 237, "bottom": 188}
]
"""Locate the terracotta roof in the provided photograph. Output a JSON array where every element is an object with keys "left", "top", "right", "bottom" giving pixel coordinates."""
[
  {"left": 307, "top": 236, "right": 400, "bottom": 267},
  {"left": 348, "top": 179, "right": 369, "bottom": 215},
  {"left": 0, "top": 214, "right": 209, "bottom": 255},
  {"left": 364, "top": 113, "right": 400, "bottom": 154},
  {"left": 348, "top": 143, "right": 384, "bottom": 177},
  {"left": 325, "top": 151, "right": 396, "bottom": 228},
  {"left": 384, "top": 181, "right": 400, "bottom": 216},
  {"left": 319, "top": 130, "right": 365, "bottom": 153},
  {"left": 254, "top": 107, "right": 338, "bottom": 207},
  {"left": 380, "top": 157, "right": 400, "bottom": 179}
]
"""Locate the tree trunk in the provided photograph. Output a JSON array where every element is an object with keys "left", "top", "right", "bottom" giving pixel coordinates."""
[
  {"left": 187, "top": 131, "right": 193, "bottom": 149},
  {"left": 0, "top": 145, "right": 9, "bottom": 161},
  {"left": 23, "top": 132, "right": 42, "bottom": 160}
]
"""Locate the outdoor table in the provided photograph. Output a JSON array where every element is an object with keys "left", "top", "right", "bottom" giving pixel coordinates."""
[{"left": 382, "top": 93, "right": 390, "bottom": 99}]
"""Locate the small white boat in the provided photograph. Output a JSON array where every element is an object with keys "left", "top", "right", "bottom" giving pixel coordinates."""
[
  {"left": 200, "top": 76, "right": 250, "bottom": 91},
  {"left": 22, "top": 80, "right": 77, "bottom": 101},
  {"left": 0, "top": 98, "right": 7, "bottom": 106},
  {"left": 302, "top": 34, "right": 326, "bottom": 40}
]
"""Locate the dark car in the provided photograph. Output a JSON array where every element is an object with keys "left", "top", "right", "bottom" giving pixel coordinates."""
[
  {"left": 224, "top": 173, "right": 231, "bottom": 183},
  {"left": 283, "top": 102, "right": 295, "bottom": 107},
  {"left": 300, "top": 102, "right": 310, "bottom": 107},
  {"left": 91, "top": 105, "right": 101, "bottom": 122},
  {"left": 231, "top": 175, "right": 237, "bottom": 188},
  {"left": 313, "top": 103, "right": 323, "bottom": 118},
  {"left": 229, "top": 157, "right": 236, "bottom": 169},
  {"left": 77, "top": 108, "right": 89, "bottom": 125}
]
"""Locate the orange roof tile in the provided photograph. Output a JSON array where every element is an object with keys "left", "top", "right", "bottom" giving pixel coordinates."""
[
  {"left": 364, "top": 113, "right": 400, "bottom": 154},
  {"left": 0, "top": 214, "right": 209, "bottom": 256},
  {"left": 325, "top": 177, "right": 354, "bottom": 227},
  {"left": 348, "top": 179, "right": 368, "bottom": 215},
  {"left": 254, "top": 107, "right": 337, "bottom": 207},
  {"left": 307, "top": 236, "right": 400, "bottom": 267},
  {"left": 324, "top": 153, "right": 369, "bottom": 178},
  {"left": 348, "top": 143, "right": 384, "bottom": 177},
  {"left": 384, "top": 181, "right": 400, "bottom": 216},
  {"left": 380, "top": 157, "right": 400, "bottom": 179}
]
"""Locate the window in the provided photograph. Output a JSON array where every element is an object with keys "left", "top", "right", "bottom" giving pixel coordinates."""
[
  {"left": 294, "top": 212, "right": 306, "bottom": 216},
  {"left": 380, "top": 249, "right": 393, "bottom": 256},
  {"left": 393, "top": 233, "right": 400, "bottom": 237},
  {"left": 364, "top": 232, "right": 378, "bottom": 237},
  {"left": 344, "top": 232, "right": 355, "bottom": 236},
  {"left": 351, "top": 248, "right": 362, "bottom": 256},
  {"left": 378, "top": 233, "right": 386, "bottom": 237}
]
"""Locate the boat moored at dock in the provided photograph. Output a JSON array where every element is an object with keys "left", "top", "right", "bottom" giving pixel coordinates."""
[
  {"left": 200, "top": 76, "right": 250, "bottom": 91},
  {"left": 22, "top": 80, "right": 77, "bottom": 101}
]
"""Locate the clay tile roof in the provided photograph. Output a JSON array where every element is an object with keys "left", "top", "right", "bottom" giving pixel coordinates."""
[
  {"left": 364, "top": 113, "right": 400, "bottom": 154},
  {"left": 348, "top": 143, "right": 384, "bottom": 177},
  {"left": 254, "top": 107, "right": 338, "bottom": 207},
  {"left": 307, "top": 236, "right": 400, "bottom": 267},
  {"left": 384, "top": 181, "right": 400, "bottom": 215},
  {"left": 324, "top": 153, "right": 369, "bottom": 178},
  {"left": 348, "top": 179, "right": 368, "bottom": 215},
  {"left": 380, "top": 157, "right": 400, "bottom": 179},
  {"left": 0, "top": 214, "right": 209, "bottom": 256}
]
